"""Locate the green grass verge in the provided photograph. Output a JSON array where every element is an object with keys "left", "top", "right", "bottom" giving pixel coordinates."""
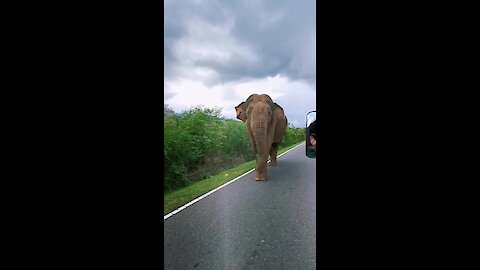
[{"left": 164, "top": 141, "right": 304, "bottom": 215}]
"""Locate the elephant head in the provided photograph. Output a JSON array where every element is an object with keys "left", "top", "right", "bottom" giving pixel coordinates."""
[{"left": 235, "top": 96, "right": 279, "bottom": 123}]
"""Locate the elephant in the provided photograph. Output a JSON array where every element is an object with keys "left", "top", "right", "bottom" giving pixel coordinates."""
[{"left": 234, "top": 94, "right": 288, "bottom": 180}]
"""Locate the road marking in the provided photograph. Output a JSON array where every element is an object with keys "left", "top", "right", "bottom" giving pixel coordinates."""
[{"left": 164, "top": 142, "right": 305, "bottom": 220}]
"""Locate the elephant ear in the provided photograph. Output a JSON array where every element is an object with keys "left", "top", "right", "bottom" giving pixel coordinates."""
[
  {"left": 273, "top": 102, "right": 284, "bottom": 111},
  {"left": 234, "top": 102, "right": 247, "bottom": 122},
  {"left": 273, "top": 102, "right": 286, "bottom": 118}
]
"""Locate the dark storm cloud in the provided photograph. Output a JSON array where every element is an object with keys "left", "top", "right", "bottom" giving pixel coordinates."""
[
  {"left": 164, "top": 0, "right": 316, "bottom": 127},
  {"left": 164, "top": 0, "right": 316, "bottom": 86}
]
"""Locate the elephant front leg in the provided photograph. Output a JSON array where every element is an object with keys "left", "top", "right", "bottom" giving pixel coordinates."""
[
  {"left": 254, "top": 140, "right": 269, "bottom": 181},
  {"left": 254, "top": 155, "right": 268, "bottom": 181}
]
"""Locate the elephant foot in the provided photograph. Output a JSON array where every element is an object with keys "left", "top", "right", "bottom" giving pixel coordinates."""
[
  {"left": 254, "top": 171, "right": 268, "bottom": 181},
  {"left": 254, "top": 176, "right": 267, "bottom": 181},
  {"left": 269, "top": 160, "right": 277, "bottom": 167}
]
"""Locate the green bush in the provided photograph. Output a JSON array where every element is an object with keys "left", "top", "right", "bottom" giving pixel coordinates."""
[
  {"left": 279, "top": 124, "right": 306, "bottom": 148},
  {"left": 220, "top": 120, "right": 255, "bottom": 160},
  {"left": 164, "top": 105, "right": 225, "bottom": 190}
]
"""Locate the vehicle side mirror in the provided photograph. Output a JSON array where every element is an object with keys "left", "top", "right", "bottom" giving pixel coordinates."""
[{"left": 306, "top": 111, "right": 316, "bottom": 158}]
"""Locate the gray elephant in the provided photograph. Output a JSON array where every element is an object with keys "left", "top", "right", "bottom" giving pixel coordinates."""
[{"left": 234, "top": 94, "right": 288, "bottom": 180}]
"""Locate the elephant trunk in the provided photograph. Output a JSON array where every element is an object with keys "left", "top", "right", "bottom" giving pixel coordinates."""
[
  {"left": 251, "top": 116, "right": 270, "bottom": 180},
  {"left": 252, "top": 117, "right": 269, "bottom": 157}
]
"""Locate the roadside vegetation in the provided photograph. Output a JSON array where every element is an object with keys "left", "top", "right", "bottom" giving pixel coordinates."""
[{"left": 164, "top": 104, "right": 306, "bottom": 213}]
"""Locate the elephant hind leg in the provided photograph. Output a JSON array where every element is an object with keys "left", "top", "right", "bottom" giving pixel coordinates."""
[{"left": 269, "top": 143, "right": 280, "bottom": 167}]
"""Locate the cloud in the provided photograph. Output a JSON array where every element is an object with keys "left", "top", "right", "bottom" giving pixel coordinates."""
[
  {"left": 168, "top": 18, "right": 259, "bottom": 86},
  {"left": 164, "top": 0, "right": 316, "bottom": 127},
  {"left": 164, "top": 0, "right": 316, "bottom": 86},
  {"left": 173, "top": 18, "right": 258, "bottom": 66},
  {"left": 289, "top": 32, "right": 316, "bottom": 84}
]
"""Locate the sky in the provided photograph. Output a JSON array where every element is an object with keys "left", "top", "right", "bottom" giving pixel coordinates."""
[{"left": 164, "top": 0, "right": 316, "bottom": 127}]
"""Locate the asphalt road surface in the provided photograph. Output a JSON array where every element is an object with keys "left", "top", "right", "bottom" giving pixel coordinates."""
[{"left": 164, "top": 143, "right": 316, "bottom": 269}]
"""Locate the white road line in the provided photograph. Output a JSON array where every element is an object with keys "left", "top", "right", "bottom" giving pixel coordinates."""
[{"left": 164, "top": 142, "right": 305, "bottom": 220}]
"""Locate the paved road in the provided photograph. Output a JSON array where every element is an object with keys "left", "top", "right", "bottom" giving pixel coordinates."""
[{"left": 164, "top": 143, "right": 316, "bottom": 269}]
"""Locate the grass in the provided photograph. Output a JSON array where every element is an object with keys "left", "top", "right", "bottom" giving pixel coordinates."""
[{"left": 164, "top": 141, "right": 305, "bottom": 215}]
